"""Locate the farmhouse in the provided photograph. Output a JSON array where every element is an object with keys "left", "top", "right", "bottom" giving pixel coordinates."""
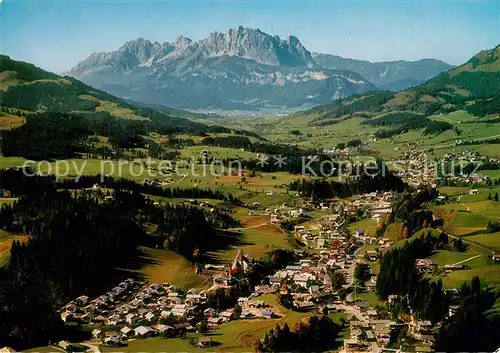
[
  {"left": 416, "top": 259, "right": 436, "bottom": 272},
  {"left": 0, "top": 348, "right": 15, "bottom": 353},
  {"left": 104, "top": 337, "right": 121, "bottom": 347},
  {"left": 134, "top": 325, "right": 156, "bottom": 338},
  {"left": 240, "top": 311, "right": 251, "bottom": 319},
  {"left": 254, "top": 285, "right": 275, "bottom": 294},
  {"left": 61, "top": 311, "right": 72, "bottom": 323},
  {"left": 155, "top": 324, "right": 175, "bottom": 335},
  {"left": 58, "top": 341, "right": 71, "bottom": 350},
  {"left": 120, "top": 326, "right": 133, "bottom": 337},
  {"left": 293, "top": 273, "right": 314, "bottom": 287},
  {"left": 220, "top": 310, "right": 233, "bottom": 321},
  {"left": 204, "top": 307, "right": 216, "bottom": 317},
  {"left": 197, "top": 336, "right": 213, "bottom": 348},
  {"left": 262, "top": 310, "right": 274, "bottom": 319},
  {"left": 76, "top": 295, "right": 89, "bottom": 305},
  {"left": 125, "top": 313, "right": 139, "bottom": 325},
  {"left": 208, "top": 317, "right": 223, "bottom": 327},
  {"left": 365, "top": 250, "right": 379, "bottom": 262},
  {"left": 91, "top": 328, "right": 102, "bottom": 339},
  {"left": 294, "top": 301, "right": 315, "bottom": 311},
  {"left": 173, "top": 322, "right": 194, "bottom": 331}
]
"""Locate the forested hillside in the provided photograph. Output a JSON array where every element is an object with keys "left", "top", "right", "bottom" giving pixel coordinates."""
[
  {"left": 297, "top": 45, "right": 500, "bottom": 136},
  {"left": 0, "top": 55, "right": 218, "bottom": 130}
]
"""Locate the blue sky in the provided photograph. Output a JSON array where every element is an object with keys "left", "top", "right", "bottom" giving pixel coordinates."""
[{"left": 1, "top": 0, "right": 499, "bottom": 73}]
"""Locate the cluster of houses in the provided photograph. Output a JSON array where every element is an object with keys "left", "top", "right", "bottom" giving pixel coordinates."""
[
  {"left": 391, "top": 150, "right": 437, "bottom": 186},
  {"left": 340, "top": 294, "right": 439, "bottom": 353},
  {"left": 295, "top": 213, "right": 346, "bottom": 250},
  {"left": 437, "top": 151, "right": 492, "bottom": 183},
  {"left": 59, "top": 279, "right": 212, "bottom": 347},
  {"left": 322, "top": 146, "right": 353, "bottom": 156},
  {"left": 347, "top": 192, "right": 393, "bottom": 222},
  {"left": 293, "top": 192, "right": 393, "bottom": 253},
  {"left": 341, "top": 287, "right": 473, "bottom": 353},
  {"left": 248, "top": 203, "right": 309, "bottom": 224},
  {"left": 416, "top": 258, "right": 468, "bottom": 274}
]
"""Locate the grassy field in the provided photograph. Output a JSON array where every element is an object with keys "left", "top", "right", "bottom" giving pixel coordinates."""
[
  {"left": 440, "top": 264, "right": 500, "bottom": 288},
  {"left": 79, "top": 94, "right": 148, "bottom": 120},
  {"left": 212, "top": 224, "right": 294, "bottom": 263},
  {"left": 0, "top": 156, "right": 27, "bottom": 169},
  {"left": 133, "top": 247, "right": 211, "bottom": 290},
  {"left": 384, "top": 222, "right": 404, "bottom": 242},
  {"left": 354, "top": 291, "right": 384, "bottom": 308},
  {"left": 349, "top": 218, "right": 379, "bottom": 238},
  {"left": 428, "top": 189, "right": 500, "bottom": 288},
  {"left": 0, "top": 197, "right": 17, "bottom": 206},
  {"left": 431, "top": 246, "right": 484, "bottom": 267},
  {"left": 438, "top": 187, "right": 471, "bottom": 197},
  {"left": 411, "top": 235, "right": 500, "bottom": 289},
  {"left": 0, "top": 231, "right": 28, "bottom": 266},
  {"left": 465, "top": 233, "right": 500, "bottom": 252},
  {"left": 433, "top": 193, "right": 500, "bottom": 235},
  {"left": 0, "top": 111, "right": 25, "bottom": 130},
  {"left": 24, "top": 346, "right": 65, "bottom": 353}
]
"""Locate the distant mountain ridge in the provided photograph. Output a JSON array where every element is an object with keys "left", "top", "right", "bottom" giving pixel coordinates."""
[
  {"left": 312, "top": 54, "right": 453, "bottom": 91},
  {"left": 68, "top": 26, "right": 452, "bottom": 112}
]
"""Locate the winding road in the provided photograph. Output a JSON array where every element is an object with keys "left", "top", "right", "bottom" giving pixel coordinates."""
[{"left": 450, "top": 254, "right": 482, "bottom": 266}]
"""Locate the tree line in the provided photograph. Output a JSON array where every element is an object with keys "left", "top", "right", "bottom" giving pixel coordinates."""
[
  {"left": 288, "top": 166, "right": 408, "bottom": 200},
  {"left": 376, "top": 237, "right": 447, "bottom": 323},
  {"left": 261, "top": 316, "right": 343, "bottom": 352},
  {"left": 435, "top": 276, "right": 500, "bottom": 351},
  {"left": 0, "top": 111, "right": 247, "bottom": 160},
  {"left": 0, "top": 170, "right": 241, "bottom": 205}
]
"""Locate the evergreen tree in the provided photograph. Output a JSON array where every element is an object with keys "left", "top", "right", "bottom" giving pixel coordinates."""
[{"left": 233, "top": 304, "right": 242, "bottom": 319}]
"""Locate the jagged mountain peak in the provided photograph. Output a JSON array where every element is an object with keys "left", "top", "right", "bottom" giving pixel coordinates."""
[
  {"left": 117, "top": 38, "right": 162, "bottom": 63},
  {"left": 196, "top": 26, "right": 313, "bottom": 67},
  {"left": 173, "top": 35, "right": 193, "bottom": 48}
]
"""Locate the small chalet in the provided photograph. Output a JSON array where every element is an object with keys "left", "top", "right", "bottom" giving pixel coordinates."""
[
  {"left": 197, "top": 336, "right": 213, "bottom": 348},
  {"left": 134, "top": 325, "right": 156, "bottom": 338}
]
